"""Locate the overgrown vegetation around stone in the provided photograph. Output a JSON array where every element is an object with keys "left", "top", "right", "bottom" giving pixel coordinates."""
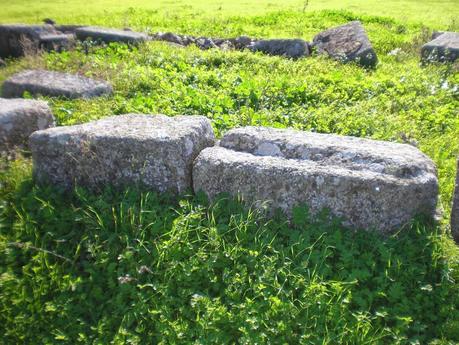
[{"left": 0, "top": 5, "right": 459, "bottom": 345}]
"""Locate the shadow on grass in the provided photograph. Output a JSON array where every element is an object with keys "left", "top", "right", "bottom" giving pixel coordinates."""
[{"left": 1, "top": 178, "right": 458, "bottom": 344}]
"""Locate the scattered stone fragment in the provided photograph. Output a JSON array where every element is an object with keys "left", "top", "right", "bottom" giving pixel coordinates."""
[
  {"left": 313, "top": 21, "right": 378, "bottom": 68},
  {"left": 452, "top": 159, "right": 459, "bottom": 243},
  {"left": 43, "top": 18, "right": 56, "bottom": 25},
  {"left": 193, "top": 127, "right": 438, "bottom": 233},
  {"left": 2, "top": 69, "right": 113, "bottom": 99},
  {"left": 0, "top": 98, "right": 54, "bottom": 151},
  {"left": 0, "top": 24, "right": 58, "bottom": 58},
  {"left": 231, "top": 35, "right": 255, "bottom": 50},
  {"left": 30, "top": 114, "right": 215, "bottom": 193},
  {"left": 421, "top": 32, "right": 459, "bottom": 62},
  {"left": 248, "top": 39, "right": 310, "bottom": 59},
  {"left": 153, "top": 32, "right": 195, "bottom": 46},
  {"left": 0, "top": 58, "right": 5, "bottom": 68},
  {"left": 195, "top": 37, "right": 218, "bottom": 50},
  {"left": 75, "top": 26, "right": 149, "bottom": 45}
]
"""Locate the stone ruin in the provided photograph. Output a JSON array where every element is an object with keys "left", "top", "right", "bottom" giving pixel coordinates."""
[
  {"left": 29, "top": 114, "right": 215, "bottom": 194},
  {"left": 23, "top": 114, "right": 440, "bottom": 234},
  {"left": 0, "top": 98, "right": 55, "bottom": 151},
  {"left": 193, "top": 126, "right": 438, "bottom": 233},
  {"left": 2, "top": 69, "right": 113, "bottom": 99}
]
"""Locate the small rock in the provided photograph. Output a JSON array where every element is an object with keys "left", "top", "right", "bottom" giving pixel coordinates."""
[
  {"left": 154, "top": 32, "right": 195, "bottom": 46},
  {"left": 248, "top": 38, "right": 310, "bottom": 59},
  {"left": 195, "top": 37, "right": 218, "bottom": 50},
  {"left": 2, "top": 69, "right": 113, "bottom": 99},
  {"left": 452, "top": 159, "right": 459, "bottom": 243},
  {"left": 313, "top": 21, "right": 378, "bottom": 68},
  {"left": 231, "top": 35, "right": 255, "bottom": 50},
  {"left": 30, "top": 114, "right": 216, "bottom": 193},
  {"left": 0, "top": 58, "right": 5, "bottom": 68},
  {"left": 0, "top": 98, "right": 55, "bottom": 151},
  {"left": 193, "top": 126, "right": 438, "bottom": 233},
  {"left": 421, "top": 31, "right": 459, "bottom": 62},
  {"left": 43, "top": 18, "right": 56, "bottom": 25},
  {"left": 75, "top": 26, "right": 149, "bottom": 45}
]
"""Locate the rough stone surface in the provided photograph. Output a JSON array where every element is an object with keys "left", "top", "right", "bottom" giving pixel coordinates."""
[
  {"left": 193, "top": 127, "right": 438, "bottom": 233},
  {"left": 54, "top": 24, "right": 85, "bottom": 34},
  {"left": 421, "top": 32, "right": 459, "bottom": 62},
  {"left": 195, "top": 37, "right": 218, "bottom": 50},
  {"left": 231, "top": 36, "right": 255, "bottom": 50},
  {"left": 75, "top": 26, "right": 149, "bottom": 44},
  {"left": 0, "top": 24, "right": 58, "bottom": 58},
  {"left": 0, "top": 98, "right": 55, "bottom": 151},
  {"left": 249, "top": 39, "right": 310, "bottom": 59},
  {"left": 30, "top": 114, "right": 215, "bottom": 193},
  {"left": 313, "top": 21, "right": 378, "bottom": 68},
  {"left": 2, "top": 69, "right": 113, "bottom": 99},
  {"left": 154, "top": 32, "right": 195, "bottom": 46},
  {"left": 39, "top": 33, "right": 75, "bottom": 52},
  {"left": 452, "top": 159, "right": 459, "bottom": 243}
]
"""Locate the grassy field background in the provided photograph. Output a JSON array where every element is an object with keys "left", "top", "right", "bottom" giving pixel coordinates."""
[
  {"left": 0, "top": 0, "right": 459, "bottom": 344},
  {"left": 1, "top": 0, "right": 459, "bottom": 27}
]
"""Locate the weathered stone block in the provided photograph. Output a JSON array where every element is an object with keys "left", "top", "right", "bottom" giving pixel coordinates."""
[
  {"left": 0, "top": 24, "right": 56, "bottom": 58},
  {"left": 313, "top": 21, "right": 377, "bottom": 68},
  {"left": 248, "top": 39, "right": 310, "bottom": 59},
  {"left": 0, "top": 98, "right": 54, "bottom": 151},
  {"left": 75, "top": 26, "right": 149, "bottom": 44},
  {"left": 421, "top": 32, "right": 459, "bottom": 62},
  {"left": 193, "top": 127, "right": 438, "bottom": 233},
  {"left": 30, "top": 114, "right": 215, "bottom": 193},
  {"left": 451, "top": 159, "right": 459, "bottom": 243},
  {"left": 2, "top": 69, "right": 113, "bottom": 99},
  {"left": 38, "top": 33, "right": 75, "bottom": 52}
]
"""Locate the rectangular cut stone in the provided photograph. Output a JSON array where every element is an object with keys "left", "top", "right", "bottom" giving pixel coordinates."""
[
  {"left": 452, "top": 159, "right": 459, "bottom": 243},
  {"left": 421, "top": 32, "right": 459, "bottom": 62},
  {"left": 0, "top": 24, "right": 55, "bottom": 58},
  {"left": 2, "top": 70, "right": 113, "bottom": 99},
  {"left": 193, "top": 127, "right": 438, "bottom": 233},
  {"left": 75, "top": 27, "right": 149, "bottom": 44},
  {"left": 0, "top": 98, "right": 55, "bottom": 151},
  {"left": 30, "top": 114, "right": 215, "bottom": 193}
]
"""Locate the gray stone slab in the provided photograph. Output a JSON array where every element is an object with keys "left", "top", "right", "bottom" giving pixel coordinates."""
[
  {"left": 39, "top": 33, "right": 75, "bottom": 52},
  {"left": 248, "top": 39, "right": 310, "bottom": 59},
  {"left": 421, "top": 32, "right": 459, "bottom": 62},
  {"left": 0, "top": 24, "right": 57, "bottom": 58},
  {"left": 75, "top": 26, "right": 149, "bottom": 44},
  {"left": 193, "top": 127, "right": 438, "bottom": 233},
  {"left": 313, "top": 21, "right": 377, "bottom": 68},
  {"left": 30, "top": 114, "right": 215, "bottom": 193},
  {"left": 2, "top": 69, "right": 113, "bottom": 99},
  {"left": 451, "top": 159, "right": 459, "bottom": 243},
  {"left": 0, "top": 98, "right": 54, "bottom": 151}
]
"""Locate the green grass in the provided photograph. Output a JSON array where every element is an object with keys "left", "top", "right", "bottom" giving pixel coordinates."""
[{"left": 1, "top": 1, "right": 459, "bottom": 344}]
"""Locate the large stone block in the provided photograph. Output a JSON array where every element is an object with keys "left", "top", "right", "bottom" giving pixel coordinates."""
[
  {"left": 0, "top": 98, "right": 54, "bottom": 151},
  {"left": 451, "top": 159, "right": 459, "bottom": 243},
  {"left": 248, "top": 39, "right": 310, "bottom": 59},
  {"left": 30, "top": 114, "right": 215, "bottom": 193},
  {"left": 75, "top": 26, "right": 149, "bottom": 45},
  {"left": 313, "top": 21, "right": 377, "bottom": 68},
  {"left": 421, "top": 32, "right": 459, "bottom": 62},
  {"left": 0, "top": 24, "right": 71, "bottom": 58},
  {"left": 2, "top": 69, "right": 113, "bottom": 99},
  {"left": 193, "top": 127, "right": 438, "bottom": 233}
]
